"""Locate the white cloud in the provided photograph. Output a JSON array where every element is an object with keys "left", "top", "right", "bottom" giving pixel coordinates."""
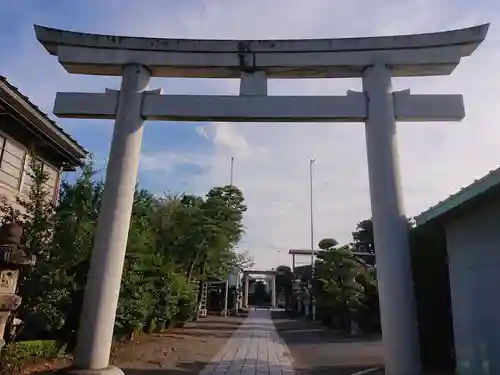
[
  {"left": 200, "top": 123, "right": 254, "bottom": 159},
  {"left": 3, "top": 0, "right": 500, "bottom": 269}
]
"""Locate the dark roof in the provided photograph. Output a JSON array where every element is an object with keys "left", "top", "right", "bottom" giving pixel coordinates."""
[
  {"left": 0, "top": 75, "right": 88, "bottom": 167},
  {"left": 414, "top": 166, "right": 500, "bottom": 226}
]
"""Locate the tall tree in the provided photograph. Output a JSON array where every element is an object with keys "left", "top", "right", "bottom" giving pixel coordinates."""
[
  {"left": 352, "top": 219, "right": 375, "bottom": 255},
  {"left": 198, "top": 185, "right": 247, "bottom": 279},
  {"left": 352, "top": 218, "right": 415, "bottom": 266}
]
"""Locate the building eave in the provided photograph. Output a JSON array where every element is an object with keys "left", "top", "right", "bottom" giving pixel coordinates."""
[
  {"left": 414, "top": 167, "right": 500, "bottom": 226},
  {"left": 0, "top": 76, "right": 88, "bottom": 168}
]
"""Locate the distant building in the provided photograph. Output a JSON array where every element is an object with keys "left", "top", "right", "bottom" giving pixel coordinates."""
[
  {"left": 415, "top": 167, "right": 500, "bottom": 375},
  {"left": 0, "top": 76, "right": 87, "bottom": 212}
]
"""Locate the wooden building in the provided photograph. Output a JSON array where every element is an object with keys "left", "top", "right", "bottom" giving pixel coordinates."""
[{"left": 0, "top": 76, "right": 87, "bottom": 212}]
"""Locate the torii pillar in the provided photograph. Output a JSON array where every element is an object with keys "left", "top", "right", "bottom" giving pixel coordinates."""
[
  {"left": 270, "top": 276, "right": 276, "bottom": 308},
  {"left": 243, "top": 274, "right": 249, "bottom": 308},
  {"left": 363, "top": 63, "right": 419, "bottom": 374},
  {"left": 76, "top": 64, "right": 151, "bottom": 372}
]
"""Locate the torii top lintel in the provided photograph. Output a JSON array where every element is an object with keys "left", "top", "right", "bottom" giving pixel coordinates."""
[
  {"left": 34, "top": 24, "right": 489, "bottom": 78},
  {"left": 243, "top": 270, "right": 278, "bottom": 276}
]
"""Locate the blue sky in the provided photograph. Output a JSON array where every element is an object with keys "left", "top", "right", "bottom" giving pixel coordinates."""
[
  {"left": 1, "top": 0, "right": 499, "bottom": 269},
  {"left": 0, "top": 1, "right": 218, "bottom": 193}
]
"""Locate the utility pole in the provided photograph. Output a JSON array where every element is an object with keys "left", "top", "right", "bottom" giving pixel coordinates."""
[{"left": 309, "top": 158, "right": 316, "bottom": 321}]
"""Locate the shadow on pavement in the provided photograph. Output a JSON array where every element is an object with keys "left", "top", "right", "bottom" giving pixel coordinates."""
[
  {"left": 272, "top": 311, "right": 382, "bottom": 345},
  {"left": 124, "top": 361, "right": 381, "bottom": 375},
  {"left": 291, "top": 365, "right": 383, "bottom": 375},
  {"left": 272, "top": 310, "right": 384, "bottom": 375},
  {"left": 33, "top": 362, "right": 384, "bottom": 375},
  {"left": 123, "top": 361, "right": 209, "bottom": 375}
]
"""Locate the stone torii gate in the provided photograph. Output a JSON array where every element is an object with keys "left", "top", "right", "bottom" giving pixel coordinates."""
[
  {"left": 288, "top": 248, "right": 326, "bottom": 272},
  {"left": 242, "top": 269, "right": 278, "bottom": 308},
  {"left": 34, "top": 23, "right": 488, "bottom": 375}
]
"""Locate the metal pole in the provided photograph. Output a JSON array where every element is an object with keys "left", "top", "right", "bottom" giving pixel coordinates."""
[
  {"left": 309, "top": 159, "right": 316, "bottom": 321},
  {"left": 310, "top": 159, "right": 315, "bottom": 271},
  {"left": 229, "top": 156, "right": 234, "bottom": 186}
]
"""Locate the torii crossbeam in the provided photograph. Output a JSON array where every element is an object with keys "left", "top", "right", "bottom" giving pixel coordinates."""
[{"left": 34, "top": 23, "right": 489, "bottom": 375}]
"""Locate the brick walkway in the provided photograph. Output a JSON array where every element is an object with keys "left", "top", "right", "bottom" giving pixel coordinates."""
[{"left": 199, "top": 309, "right": 295, "bottom": 375}]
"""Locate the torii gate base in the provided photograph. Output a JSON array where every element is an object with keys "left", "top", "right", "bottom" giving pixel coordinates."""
[{"left": 35, "top": 23, "right": 488, "bottom": 375}]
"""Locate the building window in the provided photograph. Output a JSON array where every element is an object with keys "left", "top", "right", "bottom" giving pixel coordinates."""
[
  {"left": 22, "top": 155, "right": 59, "bottom": 201},
  {"left": 21, "top": 154, "right": 37, "bottom": 195},
  {"left": 0, "top": 136, "right": 26, "bottom": 191},
  {"left": 0, "top": 137, "right": 60, "bottom": 202}
]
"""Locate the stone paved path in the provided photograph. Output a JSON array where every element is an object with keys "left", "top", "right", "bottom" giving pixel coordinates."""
[{"left": 199, "top": 309, "right": 295, "bottom": 375}]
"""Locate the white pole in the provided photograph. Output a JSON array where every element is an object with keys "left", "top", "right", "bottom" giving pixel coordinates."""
[
  {"left": 310, "top": 159, "right": 315, "bottom": 262},
  {"left": 309, "top": 158, "right": 316, "bottom": 321},
  {"left": 229, "top": 156, "right": 234, "bottom": 186},
  {"left": 74, "top": 64, "right": 150, "bottom": 371},
  {"left": 363, "top": 63, "right": 420, "bottom": 375}
]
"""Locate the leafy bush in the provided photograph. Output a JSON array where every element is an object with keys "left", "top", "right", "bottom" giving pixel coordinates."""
[
  {"left": 314, "top": 247, "right": 368, "bottom": 332},
  {"left": 0, "top": 340, "right": 63, "bottom": 373}
]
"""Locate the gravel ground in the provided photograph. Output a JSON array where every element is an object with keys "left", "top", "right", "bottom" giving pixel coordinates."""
[
  {"left": 271, "top": 311, "right": 384, "bottom": 375},
  {"left": 20, "top": 314, "right": 246, "bottom": 375},
  {"left": 114, "top": 314, "right": 246, "bottom": 374}
]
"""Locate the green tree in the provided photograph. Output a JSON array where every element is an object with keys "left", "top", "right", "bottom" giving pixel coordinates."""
[
  {"left": 315, "top": 247, "right": 366, "bottom": 330},
  {"left": 0, "top": 161, "right": 248, "bottom": 348},
  {"left": 318, "top": 238, "right": 338, "bottom": 250},
  {"left": 275, "top": 265, "right": 294, "bottom": 310},
  {"left": 0, "top": 157, "right": 56, "bottom": 258},
  {"left": 352, "top": 218, "right": 415, "bottom": 255},
  {"left": 16, "top": 162, "right": 102, "bottom": 343},
  {"left": 352, "top": 219, "right": 375, "bottom": 255}
]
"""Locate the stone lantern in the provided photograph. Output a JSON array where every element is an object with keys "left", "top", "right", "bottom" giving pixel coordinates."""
[{"left": 0, "top": 221, "right": 36, "bottom": 349}]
